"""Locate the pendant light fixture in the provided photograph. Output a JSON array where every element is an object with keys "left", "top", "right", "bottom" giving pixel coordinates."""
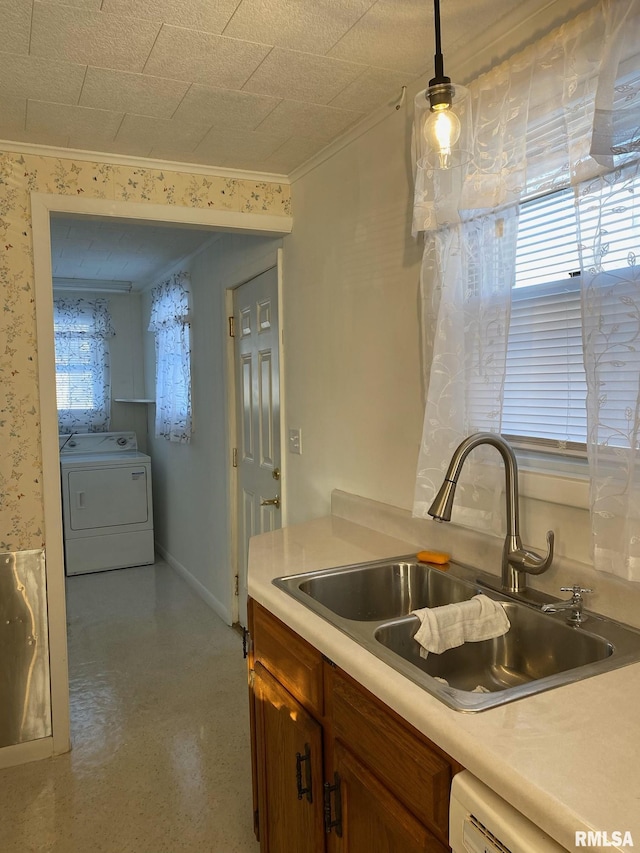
[{"left": 415, "top": 0, "right": 472, "bottom": 170}]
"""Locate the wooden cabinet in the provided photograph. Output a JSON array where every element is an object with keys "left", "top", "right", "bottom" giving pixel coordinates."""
[
  {"left": 333, "top": 742, "right": 448, "bottom": 853},
  {"left": 253, "top": 662, "right": 325, "bottom": 853},
  {"left": 248, "top": 600, "right": 461, "bottom": 852}
]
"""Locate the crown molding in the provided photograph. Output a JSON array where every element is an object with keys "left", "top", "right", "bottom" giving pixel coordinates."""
[{"left": 0, "top": 139, "right": 290, "bottom": 185}]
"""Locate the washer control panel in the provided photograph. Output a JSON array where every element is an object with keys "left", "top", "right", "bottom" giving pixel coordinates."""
[{"left": 59, "top": 431, "right": 138, "bottom": 455}]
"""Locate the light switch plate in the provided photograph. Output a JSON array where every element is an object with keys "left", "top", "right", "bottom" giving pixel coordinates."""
[{"left": 288, "top": 428, "right": 302, "bottom": 455}]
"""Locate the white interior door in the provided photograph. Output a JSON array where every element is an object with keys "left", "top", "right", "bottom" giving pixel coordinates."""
[{"left": 233, "top": 267, "right": 281, "bottom": 627}]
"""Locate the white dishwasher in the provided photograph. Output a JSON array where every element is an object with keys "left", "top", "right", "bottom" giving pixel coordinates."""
[{"left": 450, "top": 771, "right": 567, "bottom": 852}]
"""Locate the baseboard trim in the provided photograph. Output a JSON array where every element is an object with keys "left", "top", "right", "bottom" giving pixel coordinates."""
[
  {"left": 0, "top": 737, "right": 54, "bottom": 770},
  {"left": 155, "top": 543, "right": 232, "bottom": 625}
]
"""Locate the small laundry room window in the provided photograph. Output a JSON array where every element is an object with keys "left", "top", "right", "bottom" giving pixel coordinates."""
[{"left": 53, "top": 297, "right": 115, "bottom": 434}]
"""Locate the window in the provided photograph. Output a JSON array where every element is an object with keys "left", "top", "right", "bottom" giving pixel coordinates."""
[
  {"left": 148, "top": 273, "right": 192, "bottom": 444},
  {"left": 502, "top": 190, "right": 586, "bottom": 451},
  {"left": 503, "top": 183, "right": 640, "bottom": 453},
  {"left": 54, "top": 298, "right": 114, "bottom": 434}
]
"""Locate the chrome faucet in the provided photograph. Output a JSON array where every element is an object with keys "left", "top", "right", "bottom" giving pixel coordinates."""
[
  {"left": 541, "top": 585, "right": 592, "bottom": 625},
  {"left": 427, "top": 432, "right": 554, "bottom": 594}
]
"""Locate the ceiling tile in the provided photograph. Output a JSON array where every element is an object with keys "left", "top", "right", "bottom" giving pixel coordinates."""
[
  {"left": 102, "top": 138, "right": 154, "bottom": 159},
  {"left": 146, "top": 141, "right": 216, "bottom": 163},
  {"left": 0, "top": 0, "right": 576, "bottom": 177},
  {"left": 102, "top": 0, "right": 240, "bottom": 34},
  {"left": 193, "top": 127, "right": 288, "bottom": 162},
  {"left": 328, "top": 0, "right": 432, "bottom": 76},
  {"left": 80, "top": 68, "right": 189, "bottom": 118},
  {"left": 50, "top": 216, "right": 213, "bottom": 284},
  {"left": 27, "top": 101, "right": 124, "bottom": 147},
  {"left": 3, "top": 127, "right": 71, "bottom": 148},
  {"left": 184, "top": 149, "right": 276, "bottom": 172},
  {"left": 0, "top": 96, "right": 27, "bottom": 133},
  {"left": 115, "top": 114, "right": 211, "bottom": 151},
  {"left": 143, "top": 26, "right": 271, "bottom": 89},
  {"left": 243, "top": 48, "right": 367, "bottom": 105},
  {"left": 77, "top": 249, "right": 112, "bottom": 264},
  {"left": 256, "top": 100, "right": 363, "bottom": 142},
  {"left": 0, "top": 52, "right": 86, "bottom": 104},
  {"left": 171, "top": 85, "right": 280, "bottom": 131},
  {"left": 1, "top": 0, "right": 32, "bottom": 55},
  {"left": 329, "top": 66, "right": 410, "bottom": 112},
  {"left": 223, "top": 0, "right": 376, "bottom": 55},
  {"left": 193, "top": 154, "right": 274, "bottom": 171},
  {"left": 30, "top": 2, "right": 162, "bottom": 73},
  {"left": 262, "top": 136, "right": 326, "bottom": 173}
]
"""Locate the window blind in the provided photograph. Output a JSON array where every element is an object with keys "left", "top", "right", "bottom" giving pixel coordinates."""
[
  {"left": 502, "top": 178, "right": 640, "bottom": 451},
  {"left": 55, "top": 334, "right": 99, "bottom": 409},
  {"left": 53, "top": 297, "right": 114, "bottom": 433},
  {"left": 502, "top": 189, "right": 587, "bottom": 448},
  {"left": 502, "top": 279, "right": 587, "bottom": 445}
]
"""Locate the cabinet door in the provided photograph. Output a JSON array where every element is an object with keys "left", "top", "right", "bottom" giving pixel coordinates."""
[
  {"left": 332, "top": 742, "right": 448, "bottom": 853},
  {"left": 253, "top": 662, "right": 325, "bottom": 853},
  {"left": 329, "top": 668, "right": 452, "bottom": 842}
]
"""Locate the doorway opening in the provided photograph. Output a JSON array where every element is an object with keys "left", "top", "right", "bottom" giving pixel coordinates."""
[{"left": 32, "top": 192, "right": 291, "bottom": 756}]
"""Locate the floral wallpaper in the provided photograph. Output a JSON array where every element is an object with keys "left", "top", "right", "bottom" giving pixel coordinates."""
[{"left": 0, "top": 149, "right": 291, "bottom": 551}]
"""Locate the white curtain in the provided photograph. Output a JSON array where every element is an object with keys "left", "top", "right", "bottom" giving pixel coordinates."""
[
  {"left": 578, "top": 163, "right": 640, "bottom": 580},
  {"left": 54, "top": 297, "right": 115, "bottom": 434},
  {"left": 413, "top": 0, "right": 640, "bottom": 580},
  {"left": 148, "top": 272, "right": 192, "bottom": 444}
]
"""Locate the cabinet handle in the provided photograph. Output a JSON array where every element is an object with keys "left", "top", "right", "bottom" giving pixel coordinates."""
[
  {"left": 323, "top": 772, "right": 342, "bottom": 837},
  {"left": 295, "top": 744, "right": 313, "bottom": 803},
  {"left": 242, "top": 627, "right": 249, "bottom": 659}
]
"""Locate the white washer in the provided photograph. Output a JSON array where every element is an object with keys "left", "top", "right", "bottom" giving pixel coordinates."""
[{"left": 60, "top": 432, "right": 154, "bottom": 576}]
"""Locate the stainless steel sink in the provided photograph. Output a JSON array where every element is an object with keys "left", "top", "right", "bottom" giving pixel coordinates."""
[
  {"left": 297, "top": 560, "right": 476, "bottom": 621},
  {"left": 274, "top": 556, "right": 640, "bottom": 712},
  {"left": 375, "top": 603, "right": 612, "bottom": 690}
]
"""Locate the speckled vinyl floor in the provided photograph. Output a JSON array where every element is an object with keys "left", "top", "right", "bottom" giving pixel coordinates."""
[{"left": 0, "top": 561, "right": 260, "bottom": 853}]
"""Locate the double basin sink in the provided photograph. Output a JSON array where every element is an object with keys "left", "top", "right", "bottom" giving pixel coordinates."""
[{"left": 274, "top": 557, "right": 640, "bottom": 711}]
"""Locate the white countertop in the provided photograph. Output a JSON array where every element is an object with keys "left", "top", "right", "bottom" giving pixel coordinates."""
[{"left": 248, "top": 514, "right": 640, "bottom": 853}]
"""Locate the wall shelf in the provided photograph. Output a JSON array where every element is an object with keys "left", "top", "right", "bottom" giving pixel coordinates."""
[{"left": 114, "top": 398, "right": 155, "bottom": 404}]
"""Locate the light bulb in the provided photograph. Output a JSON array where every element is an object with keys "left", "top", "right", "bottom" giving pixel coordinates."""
[{"left": 423, "top": 108, "right": 461, "bottom": 168}]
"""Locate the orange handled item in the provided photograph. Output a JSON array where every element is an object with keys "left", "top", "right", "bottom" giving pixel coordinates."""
[{"left": 416, "top": 550, "right": 450, "bottom": 565}]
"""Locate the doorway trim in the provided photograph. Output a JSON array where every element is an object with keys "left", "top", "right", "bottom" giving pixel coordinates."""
[{"left": 31, "top": 191, "right": 292, "bottom": 757}]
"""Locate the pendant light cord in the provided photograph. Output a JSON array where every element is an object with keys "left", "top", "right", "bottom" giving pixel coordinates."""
[{"left": 433, "top": 0, "right": 445, "bottom": 81}]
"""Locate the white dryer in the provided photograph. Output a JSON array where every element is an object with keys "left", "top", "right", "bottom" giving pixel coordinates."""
[{"left": 60, "top": 432, "right": 154, "bottom": 576}]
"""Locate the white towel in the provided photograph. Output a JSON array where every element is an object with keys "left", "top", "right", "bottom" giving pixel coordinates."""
[
  {"left": 433, "top": 676, "right": 490, "bottom": 693},
  {"left": 412, "top": 594, "right": 510, "bottom": 659}
]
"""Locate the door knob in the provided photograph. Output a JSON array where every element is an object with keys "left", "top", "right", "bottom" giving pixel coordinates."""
[{"left": 261, "top": 495, "right": 280, "bottom": 509}]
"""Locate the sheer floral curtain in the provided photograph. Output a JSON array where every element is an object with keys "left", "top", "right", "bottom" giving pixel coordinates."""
[
  {"left": 54, "top": 297, "right": 115, "bottom": 434},
  {"left": 148, "top": 272, "right": 192, "bottom": 444},
  {"left": 412, "top": 0, "right": 640, "bottom": 580}
]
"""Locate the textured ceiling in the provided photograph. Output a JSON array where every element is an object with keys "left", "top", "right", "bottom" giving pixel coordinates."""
[
  {"left": 50, "top": 215, "right": 214, "bottom": 288},
  {"left": 0, "top": 0, "right": 572, "bottom": 176}
]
